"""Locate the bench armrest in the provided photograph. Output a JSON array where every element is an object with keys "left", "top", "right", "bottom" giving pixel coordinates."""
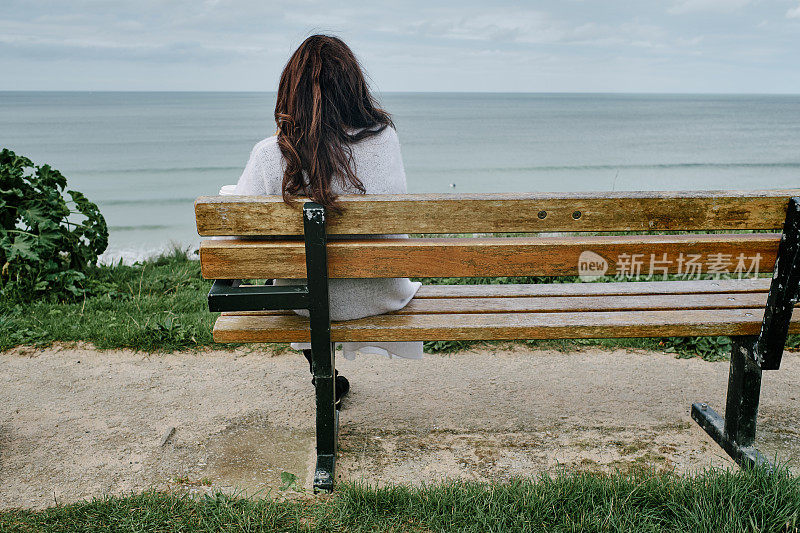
[{"left": 207, "top": 279, "right": 309, "bottom": 312}]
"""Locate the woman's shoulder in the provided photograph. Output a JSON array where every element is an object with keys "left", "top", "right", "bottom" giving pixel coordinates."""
[
  {"left": 374, "top": 124, "right": 400, "bottom": 144},
  {"left": 251, "top": 134, "right": 280, "bottom": 156},
  {"left": 353, "top": 125, "right": 400, "bottom": 153},
  {"left": 246, "top": 134, "right": 283, "bottom": 175},
  {"left": 349, "top": 125, "right": 406, "bottom": 193}
]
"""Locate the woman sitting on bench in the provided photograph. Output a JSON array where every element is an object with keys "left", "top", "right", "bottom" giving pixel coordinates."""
[{"left": 230, "top": 35, "right": 423, "bottom": 406}]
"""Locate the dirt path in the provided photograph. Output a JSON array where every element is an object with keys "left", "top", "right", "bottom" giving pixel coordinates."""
[{"left": 1, "top": 345, "right": 798, "bottom": 509}]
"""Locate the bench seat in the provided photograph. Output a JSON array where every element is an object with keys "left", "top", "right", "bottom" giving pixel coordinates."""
[{"left": 213, "top": 278, "right": 800, "bottom": 343}]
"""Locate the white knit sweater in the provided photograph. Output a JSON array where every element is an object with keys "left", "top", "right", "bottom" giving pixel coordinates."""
[{"left": 232, "top": 126, "right": 422, "bottom": 359}]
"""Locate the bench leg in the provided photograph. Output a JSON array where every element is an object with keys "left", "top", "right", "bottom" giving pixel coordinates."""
[
  {"left": 303, "top": 202, "right": 338, "bottom": 493},
  {"left": 691, "top": 336, "right": 771, "bottom": 469},
  {"left": 312, "top": 341, "right": 338, "bottom": 492},
  {"left": 693, "top": 199, "right": 799, "bottom": 469}
]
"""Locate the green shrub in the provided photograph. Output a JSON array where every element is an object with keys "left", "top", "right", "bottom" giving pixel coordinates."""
[
  {"left": 0, "top": 148, "right": 108, "bottom": 302},
  {"left": 663, "top": 335, "right": 733, "bottom": 361},
  {"left": 788, "top": 335, "right": 800, "bottom": 349}
]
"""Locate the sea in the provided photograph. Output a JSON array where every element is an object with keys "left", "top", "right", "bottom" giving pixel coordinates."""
[{"left": 1, "top": 91, "right": 799, "bottom": 263}]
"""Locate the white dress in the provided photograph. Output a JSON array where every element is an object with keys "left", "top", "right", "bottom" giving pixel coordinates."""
[{"left": 231, "top": 126, "right": 423, "bottom": 360}]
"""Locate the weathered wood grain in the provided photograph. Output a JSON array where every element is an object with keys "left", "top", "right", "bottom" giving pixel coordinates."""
[
  {"left": 236, "top": 278, "right": 772, "bottom": 297},
  {"left": 223, "top": 292, "right": 779, "bottom": 316},
  {"left": 199, "top": 233, "right": 780, "bottom": 279},
  {"left": 213, "top": 307, "right": 800, "bottom": 343},
  {"left": 195, "top": 190, "right": 800, "bottom": 235},
  {"left": 413, "top": 278, "right": 772, "bottom": 298}
]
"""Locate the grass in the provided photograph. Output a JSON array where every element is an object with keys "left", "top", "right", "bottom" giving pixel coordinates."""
[
  {"left": 1, "top": 249, "right": 797, "bottom": 358},
  {"left": 2, "top": 467, "right": 798, "bottom": 532},
  {"left": 2, "top": 252, "right": 799, "bottom": 531},
  {"left": 0, "top": 248, "right": 221, "bottom": 352}
]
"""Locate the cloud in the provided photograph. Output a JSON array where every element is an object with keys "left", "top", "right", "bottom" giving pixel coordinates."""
[
  {"left": 1, "top": 0, "right": 799, "bottom": 92},
  {"left": 384, "top": 9, "right": 671, "bottom": 49},
  {"left": 669, "top": 0, "right": 751, "bottom": 15},
  {"left": 387, "top": 10, "right": 560, "bottom": 43},
  {"left": 0, "top": 34, "right": 263, "bottom": 63}
]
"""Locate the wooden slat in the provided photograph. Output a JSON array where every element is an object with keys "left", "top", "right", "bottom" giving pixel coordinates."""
[
  {"left": 213, "top": 308, "right": 800, "bottom": 343},
  {"left": 199, "top": 233, "right": 780, "bottom": 279},
  {"left": 389, "top": 292, "right": 792, "bottom": 314},
  {"left": 235, "top": 278, "right": 772, "bottom": 297},
  {"left": 227, "top": 292, "right": 774, "bottom": 316},
  {"left": 195, "top": 190, "right": 800, "bottom": 236},
  {"left": 413, "top": 278, "right": 772, "bottom": 298}
]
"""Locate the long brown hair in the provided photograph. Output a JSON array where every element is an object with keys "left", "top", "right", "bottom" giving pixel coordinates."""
[{"left": 275, "top": 35, "right": 393, "bottom": 212}]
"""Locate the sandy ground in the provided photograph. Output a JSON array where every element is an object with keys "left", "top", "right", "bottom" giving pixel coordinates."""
[{"left": 1, "top": 344, "right": 798, "bottom": 509}]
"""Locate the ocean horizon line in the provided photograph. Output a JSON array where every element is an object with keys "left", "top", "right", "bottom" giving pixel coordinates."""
[{"left": 3, "top": 89, "right": 800, "bottom": 97}]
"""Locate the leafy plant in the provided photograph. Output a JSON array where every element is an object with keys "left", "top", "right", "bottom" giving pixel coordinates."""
[
  {"left": 144, "top": 314, "right": 201, "bottom": 346},
  {"left": 279, "top": 471, "right": 298, "bottom": 491},
  {"left": 0, "top": 148, "right": 108, "bottom": 301},
  {"left": 787, "top": 335, "right": 800, "bottom": 350},
  {"left": 663, "top": 335, "right": 732, "bottom": 361},
  {"left": 424, "top": 340, "right": 479, "bottom": 353}
]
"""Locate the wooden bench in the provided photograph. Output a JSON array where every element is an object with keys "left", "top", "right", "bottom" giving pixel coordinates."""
[{"left": 195, "top": 190, "right": 800, "bottom": 492}]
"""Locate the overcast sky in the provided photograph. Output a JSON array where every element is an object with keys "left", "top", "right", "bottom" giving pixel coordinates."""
[{"left": 2, "top": 0, "right": 800, "bottom": 93}]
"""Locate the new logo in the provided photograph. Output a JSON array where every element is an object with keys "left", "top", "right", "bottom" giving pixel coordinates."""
[{"left": 578, "top": 251, "right": 608, "bottom": 281}]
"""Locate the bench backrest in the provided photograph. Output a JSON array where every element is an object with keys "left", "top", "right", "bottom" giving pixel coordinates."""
[{"left": 195, "top": 190, "right": 800, "bottom": 280}]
